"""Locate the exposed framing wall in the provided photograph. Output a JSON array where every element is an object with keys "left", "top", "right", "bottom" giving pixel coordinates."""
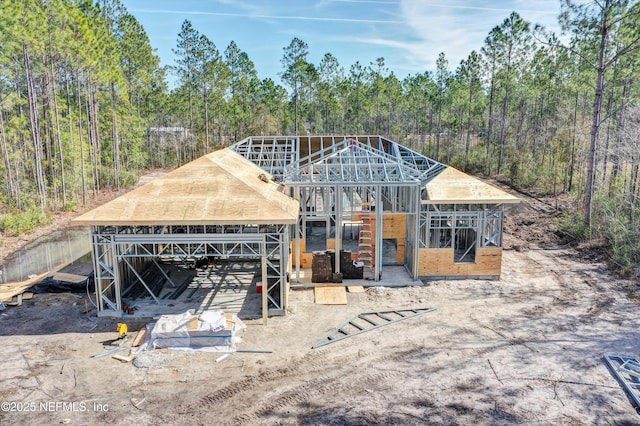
[
  {"left": 230, "top": 136, "right": 514, "bottom": 282},
  {"left": 417, "top": 204, "right": 504, "bottom": 278},
  {"left": 91, "top": 224, "right": 289, "bottom": 320}
]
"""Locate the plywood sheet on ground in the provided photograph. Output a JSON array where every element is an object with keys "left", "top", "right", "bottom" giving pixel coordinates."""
[
  {"left": 50, "top": 272, "right": 88, "bottom": 283},
  {"left": 424, "top": 167, "right": 519, "bottom": 204},
  {"left": 314, "top": 285, "right": 347, "bottom": 305},
  {"left": 347, "top": 285, "right": 365, "bottom": 293}
]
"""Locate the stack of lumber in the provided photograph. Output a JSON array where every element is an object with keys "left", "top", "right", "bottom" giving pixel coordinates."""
[{"left": 0, "top": 264, "right": 65, "bottom": 306}]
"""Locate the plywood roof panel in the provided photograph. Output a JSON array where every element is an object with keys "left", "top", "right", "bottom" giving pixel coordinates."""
[
  {"left": 424, "top": 167, "right": 519, "bottom": 204},
  {"left": 72, "top": 149, "right": 299, "bottom": 226}
]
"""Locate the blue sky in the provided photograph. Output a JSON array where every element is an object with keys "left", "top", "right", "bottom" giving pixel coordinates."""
[{"left": 121, "top": 0, "right": 562, "bottom": 85}]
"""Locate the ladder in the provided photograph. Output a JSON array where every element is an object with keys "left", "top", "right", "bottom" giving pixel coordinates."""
[
  {"left": 312, "top": 307, "right": 437, "bottom": 348},
  {"left": 357, "top": 203, "right": 374, "bottom": 278}
]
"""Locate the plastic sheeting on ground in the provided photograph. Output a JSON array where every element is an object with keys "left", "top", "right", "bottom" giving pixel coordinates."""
[{"left": 138, "top": 309, "right": 246, "bottom": 353}]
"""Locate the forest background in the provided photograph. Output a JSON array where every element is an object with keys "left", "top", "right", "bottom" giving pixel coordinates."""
[{"left": 1, "top": 0, "right": 639, "bottom": 276}]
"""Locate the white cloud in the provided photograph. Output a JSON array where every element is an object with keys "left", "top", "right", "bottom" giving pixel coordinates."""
[
  {"left": 129, "top": 8, "right": 402, "bottom": 24},
  {"left": 386, "top": 0, "right": 563, "bottom": 72}
]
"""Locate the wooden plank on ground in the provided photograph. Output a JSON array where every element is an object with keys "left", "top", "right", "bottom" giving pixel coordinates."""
[
  {"left": 131, "top": 328, "right": 148, "bottom": 347},
  {"left": 50, "top": 272, "right": 88, "bottom": 283},
  {"left": 112, "top": 354, "right": 135, "bottom": 363},
  {"left": 347, "top": 285, "right": 365, "bottom": 293},
  {"left": 0, "top": 263, "right": 66, "bottom": 303},
  {"left": 6, "top": 294, "right": 22, "bottom": 306},
  {"left": 314, "top": 285, "right": 347, "bottom": 305}
]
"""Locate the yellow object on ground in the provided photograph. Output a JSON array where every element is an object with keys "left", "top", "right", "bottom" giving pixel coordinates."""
[{"left": 116, "top": 323, "right": 128, "bottom": 337}]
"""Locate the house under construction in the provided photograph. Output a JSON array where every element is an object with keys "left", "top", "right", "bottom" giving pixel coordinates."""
[{"left": 73, "top": 135, "right": 518, "bottom": 319}]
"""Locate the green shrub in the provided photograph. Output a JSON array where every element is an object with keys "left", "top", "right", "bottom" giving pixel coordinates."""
[
  {"left": 0, "top": 210, "right": 49, "bottom": 236},
  {"left": 62, "top": 201, "right": 77, "bottom": 212},
  {"left": 556, "top": 209, "right": 589, "bottom": 240}
]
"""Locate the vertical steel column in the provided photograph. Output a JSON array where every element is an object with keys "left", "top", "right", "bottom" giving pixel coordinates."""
[
  {"left": 294, "top": 187, "right": 301, "bottom": 282},
  {"left": 91, "top": 228, "right": 103, "bottom": 311},
  {"left": 113, "top": 238, "right": 122, "bottom": 311},
  {"left": 335, "top": 185, "right": 342, "bottom": 274},
  {"left": 412, "top": 183, "right": 421, "bottom": 280},
  {"left": 282, "top": 225, "right": 290, "bottom": 311},
  {"left": 261, "top": 241, "right": 268, "bottom": 325},
  {"left": 375, "top": 185, "right": 383, "bottom": 281}
]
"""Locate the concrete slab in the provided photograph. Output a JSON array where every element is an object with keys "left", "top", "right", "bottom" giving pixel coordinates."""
[
  {"left": 292, "top": 265, "right": 422, "bottom": 289},
  {"left": 121, "top": 260, "right": 262, "bottom": 320}
]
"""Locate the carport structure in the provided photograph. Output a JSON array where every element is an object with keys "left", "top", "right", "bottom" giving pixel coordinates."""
[{"left": 73, "top": 149, "right": 298, "bottom": 322}]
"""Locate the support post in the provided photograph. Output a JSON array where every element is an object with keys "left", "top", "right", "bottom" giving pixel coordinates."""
[
  {"left": 375, "top": 185, "right": 383, "bottom": 281},
  {"left": 261, "top": 245, "right": 268, "bottom": 326},
  {"left": 335, "top": 185, "right": 342, "bottom": 274},
  {"left": 413, "top": 183, "right": 421, "bottom": 280},
  {"left": 295, "top": 189, "right": 302, "bottom": 282},
  {"left": 113, "top": 240, "right": 122, "bottom": 310}
]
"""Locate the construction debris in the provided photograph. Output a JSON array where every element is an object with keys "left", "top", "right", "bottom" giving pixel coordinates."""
[
  {"left": 604, "top": 354, "right": 640, "bottom": 410},
  {"left": 90, "top": 347, "right": 128, "bottom": 358},
  {"left": 312, "top": 307, "right": 437, "bottom": 349},
  {"left": 132, "top": 351, "right": 173, "bottom": 369},
  {"left": 131, "top": 328, "right": 148, "bottom": 347},
  {"left": 0, "top": 265, "right": 66, "bottom": 305},
  {"left": 143, "top": 309, "right": 246, "bottom": 352},
  {"left": 216, "top": 354, "right": 231, "bottom": 363},
  {"left": 236, "top": 349, "right": 273, "bottom": 354},
  {"left": 112, "top": 354, "right": 136, "bottom": 363}
]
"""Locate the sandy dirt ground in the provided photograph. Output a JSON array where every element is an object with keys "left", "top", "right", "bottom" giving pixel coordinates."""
[{"left": 1, "top": 186, "right": 640, "bottom": 425}]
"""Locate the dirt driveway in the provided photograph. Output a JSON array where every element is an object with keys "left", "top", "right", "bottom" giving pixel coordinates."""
[{"left": 1, "top": 192, "right": 640, "bottom": 425}]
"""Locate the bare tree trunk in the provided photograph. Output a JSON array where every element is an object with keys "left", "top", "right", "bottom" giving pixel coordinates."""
[
  {"left": 465, "top": 83, "right": 472, "bottom": 168},
  {"left": 77, "top": 70, "right": 88, "bottom": 206},
  {"left": 567, "top": 91, "right": 580, "bottom": 192},
  {"left": 24, "top": 45, "right": 48, "bottom": 208},
  {"left": 610, "top": 82, "right": 630, "bottom": 195},
  {"left": 111, "top": 82, "right": 120, "bottom": 190},
  {"left": 498, "top": 52, "right": 511, "bottom": 175},
  {"left": 86, "top": 79, "right": 101, "bottom": 195},
  {"left": 0, "top": 111, "right": 17, "bottom": 204},
  {"left": 42, "top": 73, "right": 56, "bottom": 200},
  {"left": 203, "top": 85, "right": 210, "bottom": 152},
  {"left": 50, "top": 41, "right": 66, "bottom": 207},
  {"left": 487, "top": 74, "right": 495, "bottom": 175},
  {"left": 584, "top": 18, "right": 608, "bottom": 229}
]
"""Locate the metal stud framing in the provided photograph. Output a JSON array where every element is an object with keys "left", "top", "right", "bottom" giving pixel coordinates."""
[
  {"left": 91, "top": 135, "right": 508, "bottom": 316},
  {"left": 92, "top": 224, "right": 289, "bottom": 315},
  {"left": 231, "top": 135, "right": 449, "bottom": 281}
]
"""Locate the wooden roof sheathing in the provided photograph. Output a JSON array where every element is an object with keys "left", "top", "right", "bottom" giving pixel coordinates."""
[
  {"left": 72, "top": 149, "right": 299, "bottom": 225},
  {"left": 423, "top": 167, "right": 519, "bottom": 204}
]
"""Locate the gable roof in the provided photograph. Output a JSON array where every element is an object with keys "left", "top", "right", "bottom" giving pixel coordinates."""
[
  {"left": 72, "top": 149, "right": 299, "bottom": 226},
  {"left": 283, "top": 138, "right": 426, "bottom": 185},
  {"left": 423, "top": 166, "right": 519, "bottom": 204}
]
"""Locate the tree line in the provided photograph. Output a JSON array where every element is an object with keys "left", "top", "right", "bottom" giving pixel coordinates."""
[{"left": 1, "top": 0, "right": 639, "bottom": 275}]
